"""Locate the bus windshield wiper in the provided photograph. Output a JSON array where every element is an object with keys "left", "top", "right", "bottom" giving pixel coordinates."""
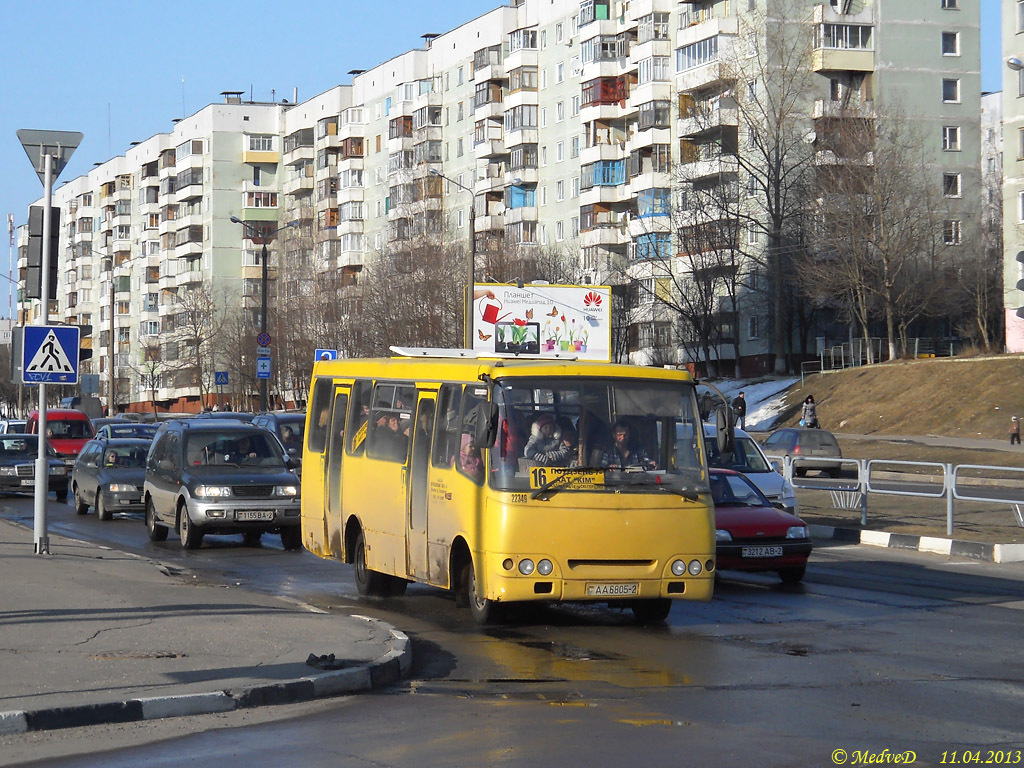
[{"left": 606, "top": 469, "right": 701, "bottom": 501}]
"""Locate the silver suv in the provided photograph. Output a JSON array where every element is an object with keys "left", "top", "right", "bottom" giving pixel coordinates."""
[{"left": 144, "top": 419, "right": 301, "bottom": 550}]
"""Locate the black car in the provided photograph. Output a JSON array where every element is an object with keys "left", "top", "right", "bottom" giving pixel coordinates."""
[
  {"left": 193, "top": 411, "right": 255, "bottom": 423},
  {"left": 143, "top": 419, "right": 301, "bottom": 550},
  {"left": 72, "top": 438, "right": 151, "bottom": 520},
  {"left": 251, "top": 411, "right": 306, "bottom": 461},
  {"left": 0, "top": 434, "right": 69, "bottom": 500}
]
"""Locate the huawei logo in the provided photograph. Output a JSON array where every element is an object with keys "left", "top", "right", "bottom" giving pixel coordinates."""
[{"left": 583, "top": 291, "right": 602, "bottom": 308}]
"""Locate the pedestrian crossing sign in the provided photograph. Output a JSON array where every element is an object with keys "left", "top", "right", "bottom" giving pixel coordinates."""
[{"left": 23, "top": 326, "right": 79, "bottom": 384}]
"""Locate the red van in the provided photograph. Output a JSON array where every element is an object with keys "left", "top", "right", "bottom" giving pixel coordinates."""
[{"left": 27, "top": 409, "right": 96, "bottom": 468}]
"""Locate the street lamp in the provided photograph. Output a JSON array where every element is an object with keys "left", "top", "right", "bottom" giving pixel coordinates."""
[
  {"left": 429, "top": 168, "right": 476, "bottom": 348},
  {"left": 229, "top": 215, "right": 296, "bottom": 411}
]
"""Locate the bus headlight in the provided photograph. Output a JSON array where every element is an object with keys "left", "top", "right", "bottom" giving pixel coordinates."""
[
  {"left": 518, "top": 559, "right": 535, "bottom": 575},
  {"left": 671, "top": 559, "right": 687, "bottom": 576},
  {"left": 537, "top": 559, "right": 553, "bottom": 576},
  {"left": 688, "top": 559, "right": 703, "bottom": 576}
]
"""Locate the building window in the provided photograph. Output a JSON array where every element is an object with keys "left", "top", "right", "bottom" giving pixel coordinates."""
[
  {"left": 556, "top": 180, "right": 565, "bottom": 201},
  {"left": 748, "top": 316, "right": 758, "bottom": 340},
  {"left": 941, "top": 0, "right": 958, "bottom": 7},
  {"left": 941, "top": 31, "right": 959, "bottom": 55},
  {"left": 676, "top": 36, "right": 719, "bottom": 72},
  {"left": 942, "top": 126, "right": 960, "bottom": 151},
  {"left": 1019, "top": 0, "right": 1024, "bottom": 33},
  {"left": 942, "top": 173, "right": 961, "bottom": 198},
  {"left": 941, "top": 78, "right": 960, "bottom": 103},
  {"left": 248, "top": 134, "right": 274, "bottom": 151},
  {"left": 943, "top": 219, "right": 961, "bottom": 245}
]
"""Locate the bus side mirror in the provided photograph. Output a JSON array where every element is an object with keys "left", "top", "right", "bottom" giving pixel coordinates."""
[
  {"left": 474, "top": 403, "right": 499, "bottom": 448},
  {"left": 715, "top": 405, "right": 734, "bottom": 456}
]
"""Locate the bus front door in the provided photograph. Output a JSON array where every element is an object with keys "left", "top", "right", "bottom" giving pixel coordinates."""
[
  {"left": 406, "top": 395, "right": 436, "bottom": 580},
  {"left": 325, "top": 388, "right": 349, "bottom": 559}
]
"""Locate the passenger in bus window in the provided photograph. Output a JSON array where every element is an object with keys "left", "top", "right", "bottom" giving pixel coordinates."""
[
  {"left": 524, "top": 414, "right": 571, "bottom": 467},
  {"left": 377, "top": 413, "right": 409, "bottom": 461},
  {"left": 561, "top": 427, "right": 580, "bottom": 468},
  {"left": 599, "top": 421, "right": 655, "bottom": 470},
  {"left": 459, "top": 437, "right": 485, "bottom": 481}
]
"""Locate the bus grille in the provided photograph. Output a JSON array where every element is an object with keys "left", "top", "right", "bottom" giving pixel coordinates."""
[{"left": 567, "top": 559, "right": 654, "bottom": 569}]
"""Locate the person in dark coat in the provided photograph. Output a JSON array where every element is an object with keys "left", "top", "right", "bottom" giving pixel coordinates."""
[
  {"left": 731, "top": 392, "right": 747, "bottom": 430},
  {"left": 801, "top": 395, "right": 819, "bottom": 429}
]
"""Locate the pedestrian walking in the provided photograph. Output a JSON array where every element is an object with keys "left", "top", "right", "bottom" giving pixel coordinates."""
[
  {"left": 801, "top": 395, "right": 819, "bottom": 429},
  {"left": 1011, "top": 416, "right": 1021, "bottom": 446},
  {"left": 731, "top": 392, "right": 747, "bottom": 431}
]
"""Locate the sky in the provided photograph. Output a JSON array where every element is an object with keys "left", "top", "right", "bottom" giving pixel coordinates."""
[{"left": 0, "top": 1, "right": 1004, "bottom": 319}]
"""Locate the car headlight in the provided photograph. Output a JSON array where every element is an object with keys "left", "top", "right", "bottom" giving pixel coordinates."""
[
  {"left": 716, "top": 529, "right": 732, "bottom": 542},
  {"left": 108, "top": 483, "right": 137, "bottom": 493},
  {"left": 0, "top": 466, "right": 16, "bottom": 476},
  {"left": 780, "top": 479, "right": 796, "bottom": 500},
  {"left": 786, "top": 526, "right": 808, "bottom": 539},
  {"left": 194, "top": 485, "right": 232, "bottom": 498},
  {"left": 274, "top": 485, "right": 298, "bottom": 497},
  {"left": 49, "top": 466, "right": 67, "bottom": 476}
]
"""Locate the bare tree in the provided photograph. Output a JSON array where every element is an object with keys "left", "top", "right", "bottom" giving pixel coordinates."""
[
  {"left": 172, "top": 285, "right": 219, "bottom": 408},
  {"left": 126, "top": 340, "right": 164, "bottom": 418}
]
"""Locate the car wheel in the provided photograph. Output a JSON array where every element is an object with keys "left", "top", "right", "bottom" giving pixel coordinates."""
[
  {"left": 178, "top": 506, "right": 203, "bottom": 550},
  {"left": 55, "top": 487, "right": 68, "bottom": 502},
  {"left": 96, "top": 490, "right": 112, "bottom": 521},
  {"left": 146, "top": 498, "right": 168, "bottom": 542},
  {"left": 464, "top": 561, "right": 501, "bottom": 625},
  {"left": 243, "top": 531, "right": 263, "bottom": 547},
  {"left": 280, "top": 526, "right": 302, "bottom": 551},
  {"left": 353, "top": 530, "right": 389, "bottom": 597},
  {"left": 73, "top": 485, "right": 89, "bottom": 515},
  {"left": 631, "top": 598, "right": 672, "bottom": 624},
  {"left": 794, "top": 467, "right": 807, "bottom": 478},
  {"left": 779, "top": 566, "right": 806, "bottom": 584},
  {"left": 827, "top": 467, "right": 841, "bottom": 479}
]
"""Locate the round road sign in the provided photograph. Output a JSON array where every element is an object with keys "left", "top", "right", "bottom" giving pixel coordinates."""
[{"left": 256, "top": 332, "right": 272, "bottom": 347}]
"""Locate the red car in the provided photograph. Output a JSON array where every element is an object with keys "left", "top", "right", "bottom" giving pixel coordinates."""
[{"left": 711, "top": 468, "right": 812, "bottom": 583}]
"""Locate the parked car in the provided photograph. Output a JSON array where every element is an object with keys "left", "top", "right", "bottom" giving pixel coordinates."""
[
  {"left": 0, "top": 419, "right": 27, "bottom": 434},
  {"left": 251, "top": 411, "right": 306, "bottom": 461},
  {"left": 72, "top": 438, "right": 150, "bottom": 520},
  {"left": 761, "top": 427, "right": 844, "bottom": 478},
  {"left": 91, "top": 416, "right": 130, "bottom": 432},
  {"left": 193, "top": 411, "right": 256, "bottom": 423},
  {"left": 710, "top": 468, "right": 812, "bottom": 583},
  {"left": 0, "top": 434, "right": 69, "bottom": 500},
  {"left": 95, "top": 423, "right": 158, "bottom": 440},
  {"left": 701, "top": 424, "right": 798, "bottom": 513},
  {"left": 26, "top": 409, "right": 96, "bottom": 469},
  {"left": 143, "top": 419, "right": 301, "bottom": 550}
]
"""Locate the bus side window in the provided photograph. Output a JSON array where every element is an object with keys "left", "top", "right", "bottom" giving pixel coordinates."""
[
  {"left": 432, "top": 384, "right": 462, "bottom": 468},
  {"left": 347, "top": 380, "right": 373, "bottom": 456},
  {"left": 307, "top": 377, "right": 334, "bottom": 454}
]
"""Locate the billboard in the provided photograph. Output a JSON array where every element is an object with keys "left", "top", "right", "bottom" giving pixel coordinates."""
[{"left": 471, "top": 283, "right": 612, "bottom": 362}]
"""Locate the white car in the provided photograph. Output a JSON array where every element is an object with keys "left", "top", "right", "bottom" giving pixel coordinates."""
[{"left": 701, "top": 423, "right": 798, "bottom": 514}]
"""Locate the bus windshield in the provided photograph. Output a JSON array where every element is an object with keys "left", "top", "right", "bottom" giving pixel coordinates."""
[{"left": 489, "top": 377, "right": 708, "bottom": 493}]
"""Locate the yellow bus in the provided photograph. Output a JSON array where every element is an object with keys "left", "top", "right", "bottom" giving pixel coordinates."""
[{"left": 300, "top": 348, "right": 715, "bottom": 623}]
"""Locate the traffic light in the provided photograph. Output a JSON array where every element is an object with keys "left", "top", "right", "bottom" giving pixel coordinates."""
[{"left": 25, "top": 205, "right": 60, "bottom": 301}]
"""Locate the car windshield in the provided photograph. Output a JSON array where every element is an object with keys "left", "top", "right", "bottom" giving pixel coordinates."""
[
  {"left": 710, "top": 472, "right": 771, "bottom": 508},
  {"left": 101, "top": 445, "right": 149, "bottom": 468},
  {"left": 706, "top": 436, "right": 772, "bottom": 473},
  {"left": 487, "top": 376, "right": 709, "bottom": 494},
  {"left": 0, "top": 436, "right": 55, "bottom": 459},
  {"left": 184, "top": 431, "right": 286, "bottom": 468},
  {"left": 46, "top": 420, "right": 94, "bottom": 439}
]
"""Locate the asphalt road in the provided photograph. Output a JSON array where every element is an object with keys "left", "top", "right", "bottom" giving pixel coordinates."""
[{"left": 3, "top": 493, "right": 1024, "bottom": 766}]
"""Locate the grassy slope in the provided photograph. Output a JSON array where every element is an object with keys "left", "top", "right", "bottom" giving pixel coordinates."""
[{"left": 772, "top": 355, "right": 1024, "bottom": 440}]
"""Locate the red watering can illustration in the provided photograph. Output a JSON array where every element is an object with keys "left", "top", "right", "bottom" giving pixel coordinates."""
[{"left": 479, "top": 297, "right": 510, "bottom": 325}]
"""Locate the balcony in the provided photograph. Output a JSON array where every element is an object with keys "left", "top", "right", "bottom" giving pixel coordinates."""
[
  {"left": 579, "top": 185, "right": 629, "bottom": 206},
  {"left": 283, "top": 144, "right": 315, "bottom": 164},
  {"left": 580, "top": 142, "right": 628, "bottom": 165},
  {"left": 504, "top": 206, "right": 538, "bottom": 224},
  {"left": 242, "top": 149, "right": 279, "bottom": 165},
  {"left": 812, "top": 47, "right": 874, "bottom": 73},
  {"left": 284, "top": 166, "right": 314, "bottom": 196},
  {"left": 474, "top": 214, "right": 506, "bottom": 232},
  {"left": 678, "top": 103, "right": 739, "bottom": 138}
]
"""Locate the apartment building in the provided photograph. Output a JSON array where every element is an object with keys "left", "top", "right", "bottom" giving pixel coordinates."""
[
  {"left": 20, "top": 0, "right": 982, "bottom": 410},
  {"left": 1004, "top": 1, "right": 1024, "bottom": 352}
]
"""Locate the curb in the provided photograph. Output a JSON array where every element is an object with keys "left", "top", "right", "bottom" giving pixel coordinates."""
[
  {"left": 809, "top": 524, "right": 1024, "bottom": 564},
  {"left": 0, "top": 620, "right": 412, "bottom": 736}
]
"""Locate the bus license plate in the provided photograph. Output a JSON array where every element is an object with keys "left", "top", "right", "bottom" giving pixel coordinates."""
[
  {"left": 19, "top": 479, "right": 34, "bottom": 486},
  {"left": 586, "top": 582, "right": 639, "bottom": 597},
  {"left": 742, "top": 546, "right": 783, "bottom": 558},
  {"left": 237, "top": 510, "right": 274, "bottom": 522}
]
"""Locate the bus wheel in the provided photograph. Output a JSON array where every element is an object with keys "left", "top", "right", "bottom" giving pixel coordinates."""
[
  {"left": 386, "top": 578, "right": 408, "bottom": 597},
  {"left": 280, "top": 526, "right": 302, "bottom": 551},
  {"left": 631, "top": 598, "right": 672, "bottom": 624},
  {"left": 464, "top": 562, "right": 501, "bottom": 625},
  {"left": 353, "top": 531, "right": 389, "bottom": 597}
]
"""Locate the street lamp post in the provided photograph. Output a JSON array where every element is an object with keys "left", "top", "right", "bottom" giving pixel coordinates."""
[
  {"left": 229, "top": 216, "right": 295, "bottom": 412},
  {"left": 429, "top": 169, "right": 475, "bottom": 349}
]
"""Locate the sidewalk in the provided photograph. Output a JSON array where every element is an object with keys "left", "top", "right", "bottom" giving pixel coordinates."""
[{"left": 0, "top": 519, "right": 411, "bottom": 735}]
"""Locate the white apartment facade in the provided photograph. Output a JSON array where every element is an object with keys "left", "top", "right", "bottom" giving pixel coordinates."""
[{"left": 20, "top": 0, "right": 982, "bottom": 409}]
